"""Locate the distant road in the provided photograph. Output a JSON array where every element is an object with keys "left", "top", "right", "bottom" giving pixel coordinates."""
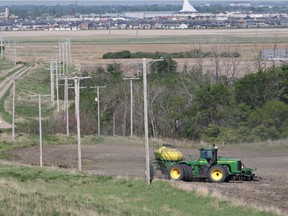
[{"left": 2, "top": 28, "right": 288, "bottom": 39}]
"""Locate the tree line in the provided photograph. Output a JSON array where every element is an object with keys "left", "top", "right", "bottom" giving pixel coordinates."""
[
  {"left": 36, "top": 55, "right": 287, "bottom": 144},
  {"left": 102, "top": 50, "right": 240, "bottom": 59},
  {"left": 2, "top": 4, "right": 288, "bottom": 20}
]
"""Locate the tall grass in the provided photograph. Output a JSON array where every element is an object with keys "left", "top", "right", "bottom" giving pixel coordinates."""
[{"left": 0, "top": 163, "right": 275, "bottom": 216}]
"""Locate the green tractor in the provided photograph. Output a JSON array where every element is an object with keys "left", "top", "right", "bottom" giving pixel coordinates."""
[{"left": 151, "top": 144, "right": 260, "bottom": 183}]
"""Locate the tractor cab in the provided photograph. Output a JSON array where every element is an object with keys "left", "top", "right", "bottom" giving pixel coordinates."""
[
  {"left": 199, "top": 145, "right": 218, "bottom": 165},
  {"left": 200, "top": 148, "right": 213, "bottom": 159}
]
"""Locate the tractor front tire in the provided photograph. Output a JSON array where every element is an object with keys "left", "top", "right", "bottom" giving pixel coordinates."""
[
  {"left": 208, "top": 165, "right": 228, "bottom": 183},
  {"left": 168, "top": 164, "right": 186, "bottom": 181}
]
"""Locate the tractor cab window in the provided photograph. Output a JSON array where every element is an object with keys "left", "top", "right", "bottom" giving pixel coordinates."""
[{"left": 200, "top": 149, "right": 212, "bottom": 159}]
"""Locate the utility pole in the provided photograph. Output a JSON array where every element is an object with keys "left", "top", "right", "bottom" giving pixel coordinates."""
[
  {"left": 0, "top": 36, "right": 3, "bottom": 60},
  {"left": 142, "top": 57, "right": 163, "bottom": 184},
  {"left": 12, "top": 77, "right": 16, "bottom": 141},
  {"left": 60, "top": 76, "right": 73, "bottom": 137},
  {"left": 143, "top": 58, "right": 150, "bottom": 184},
  {"left": 49, "top": 59, "right": 55, "bottom": 107},
  {"left": 123, "top": 76, "right": 140, "bottom": 137},
  {"left": 8, "top": 40, "right": 11, "bottom": 64},
  {"left": 68, "top": 38, "right": 72, "bottom": 66},
  {"left": 58, "top": 40, "right": 62, "bottom": 75},
  {"left": 65, "top": 40, "right": 69, "bottom": 74},
  {"left": 113, "top": 112, "right": 116, "bottom": 136},
  {"left": 64, "top": 76, "right": 70, "bottom": 137},
  {"left": 90, "top": 85, "right": 106, "bottom": 136},
  {"left": 58, "top": 38, "right": 72, "bottom": 76},
  {"left": 66, "top": 76, "right": 90, "bottom": 172},
  {"left": 13, "top": 40, "right": 16, "bottom": 66},
  {"left": 49, "top": 57, "right": 61, "bottom": 111},
  {"left": 74, "top": 78, "right": 81, "bottom": 171},
  {"left": 29, "top": 94, "right": 50, "bottom": 167},
  {"left": 55, "top": 57, "right": 60, "bottom": 112}
]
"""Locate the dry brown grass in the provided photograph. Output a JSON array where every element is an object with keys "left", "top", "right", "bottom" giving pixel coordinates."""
[
  {"left": 175, "top": 182, "right": 284, "bottom": 216},
  {"left": 1, "top": 29, "right": 287, "bottom": 76}
]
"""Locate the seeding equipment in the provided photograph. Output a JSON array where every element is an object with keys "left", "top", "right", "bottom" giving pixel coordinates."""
[{"left": 150, "top": 144, "right": 260, "bottom": 183}]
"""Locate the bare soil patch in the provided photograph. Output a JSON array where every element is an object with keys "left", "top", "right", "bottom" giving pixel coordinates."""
[{"left": 7, "top": 142, "right": 288, "bottom": 215}]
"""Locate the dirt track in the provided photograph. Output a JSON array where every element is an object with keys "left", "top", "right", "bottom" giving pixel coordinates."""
[
  {"left": 7, "top": 142, "right": 288, "bottom": 216},
  {"left": 0, "top": 66, "right": 33, "bottom": 129}
]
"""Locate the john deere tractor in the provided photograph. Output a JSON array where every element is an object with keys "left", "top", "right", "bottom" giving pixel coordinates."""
[{"left": 151, "top": 144, "right": 260, "bottom": 183}]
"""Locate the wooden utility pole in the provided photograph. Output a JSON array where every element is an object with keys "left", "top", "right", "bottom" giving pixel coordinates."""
[
  {"left": 8, "top": 40, "right": 11, "bottom": 64},
  {"left": 64, "top": 76, "right": 70, "bottom": 137},
  {"left": 90, "top": 85, "right": 106, "bottom": 136},
  {"left": 12, "top": 77, "right": 16, "bottom": 141},
  {"left": 74, "top": 78, "right": 81, "bottom": 171},
  {"left": 65, "top": 76, "right": 90, "bottom": 172},
  {"left": 142, "top": 57, "right": 163, "bottom": 184},
  {"left": 113, "top": 112, "right": 116, "bottom": 136},
  {"left": 143, "top": 58, "right": 150, "bottom": 184},
  {"left": 55, "top": 57, "right": 60, "bottom": 112},
  {"left": 123, "top": 76, "right": 140, "bottom": 137},
  {"left": 50, "top": 59, "right": 55, "bottom": 107},
  {"left": 58, "top": 38, "right": 72, "bottom": 76},
  {"left": 29, "top": 94, "right": 50, "bottom": 167},
  {"left": 0, "top": 36, "right": 3, "bottom": 60},
  {"left": 13, "top": 40, "right": 16, "bottom": 66}
]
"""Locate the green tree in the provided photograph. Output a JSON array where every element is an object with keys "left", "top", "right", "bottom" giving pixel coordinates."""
[
  {"left": 234, "top": 69, "right": 283, "bottom": 109},
  {"left": 248, "top": 100, "right": 288, "bottom": 140},
  {"left": 150, "top": 55, "right": 177, "bottom": 74}
]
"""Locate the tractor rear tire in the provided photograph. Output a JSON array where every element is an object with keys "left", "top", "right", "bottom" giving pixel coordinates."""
[
  {"left": 182, "top": 164, "right": 193, "bottom": 182},
  {"left": 168, "top": 164, "right": 186, "bottom": 181},
  {"left": 208, "top": 165, "right": 228, "bottom": 183}
]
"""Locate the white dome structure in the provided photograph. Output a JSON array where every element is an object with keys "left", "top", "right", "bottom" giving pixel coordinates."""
[{"left": 180, "top": 0, "right": 197, "bottom": 12}]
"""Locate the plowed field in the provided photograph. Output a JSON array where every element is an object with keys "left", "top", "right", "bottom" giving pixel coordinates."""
[{"left": 7, "top": 141, "right": 288, "bottom": 216}]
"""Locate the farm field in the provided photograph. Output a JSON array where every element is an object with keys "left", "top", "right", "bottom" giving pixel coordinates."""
[
  {"left": 1, "top": 28, "right": 288, "bottom": 215},
  {"left": 2, "top": 28, "right": 287, "bottom": 74},
  {"left": 4, "top": 138, "right": 288, "bottom": 216}
]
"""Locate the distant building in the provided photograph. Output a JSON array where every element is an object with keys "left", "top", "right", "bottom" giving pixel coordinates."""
[
  {"left": 174, "top": 0, "right": 198, "bottom": 17},
  {"left": 229, "top": 1, "right": 251, "bottom": 7},
  {"left": 123, "top": 11, "right": 173, "bottom": 19},
  {"left": 5, "top": 8, "right": 9, "bottom": 19},
  {"left": 180, "top": 0, "right": 197, "bottom": 12}
]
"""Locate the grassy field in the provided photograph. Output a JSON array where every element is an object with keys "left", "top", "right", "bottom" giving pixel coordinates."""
[
  {"left": 1, "top": 29, "right": 287, "bottom": 67},
  {"left": 1, "top": 63, "right": 54, "bottom": 124},
  {"left": 0, "top": 162, "right": 274, "bottom": 216},
  {"left": 0, "top": 29, "right": 287, "bottom": 215}
]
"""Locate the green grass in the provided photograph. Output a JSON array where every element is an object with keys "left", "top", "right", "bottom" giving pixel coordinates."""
[
  {"left": 0, "top": 61, "right": 14, "bottom": 71},
  {"left": 0, "top": 65, "right": 26, "bottom": 82},
  {"left": 0, "top": 163, "right": 275, "bottom": 216},
  {"left": 8, "top": 65, "right": 54, "bottom": 119},
  {"left": 0, "top": 64, "right": 54, "bottom": 124},
  {"left": 0, "top": 85, "right": 12, "bottom": 123},
  {"left": 9, "top": 33, "right": 287, "bottom": 46}
]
